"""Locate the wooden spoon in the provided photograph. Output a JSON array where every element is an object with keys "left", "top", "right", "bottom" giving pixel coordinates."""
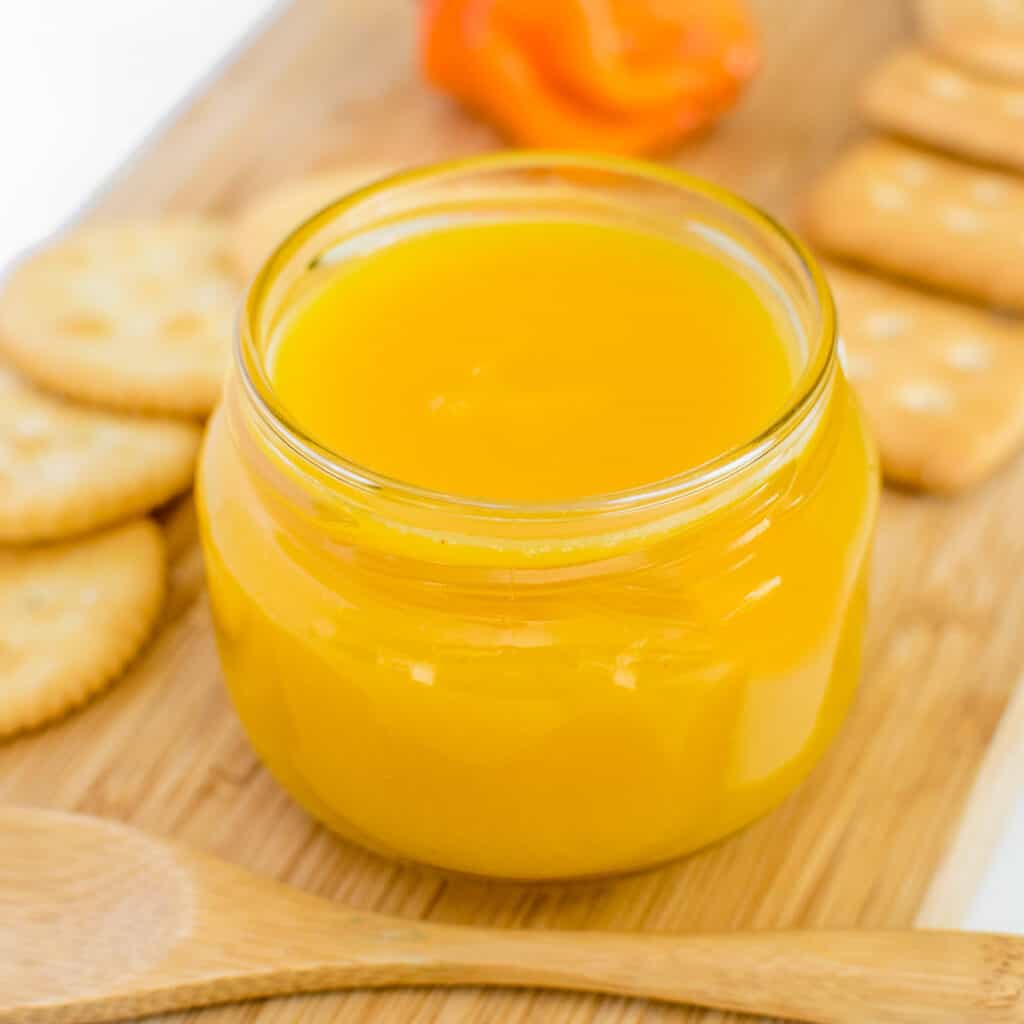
[{"left": 2, "top": 807, "right": 1021, "bottom": 1024}]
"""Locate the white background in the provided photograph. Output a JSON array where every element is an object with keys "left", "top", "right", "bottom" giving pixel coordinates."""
[
  {"left": 0, "top": 1, "right": 1019, "bottom": 931},
  {"left": 0, "top": 1, "right": 280, "bottom": 270}
]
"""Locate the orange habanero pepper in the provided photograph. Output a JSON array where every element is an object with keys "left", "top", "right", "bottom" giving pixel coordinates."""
[{"left": 421, "top": 0, "right": 758, "bottom": 155}]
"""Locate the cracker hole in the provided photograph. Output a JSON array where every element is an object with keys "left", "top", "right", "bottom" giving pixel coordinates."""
[
  {"left": 945, "top": 339, "right": 993, "bottom": 371},
  {"left": 1003, "top": 94, "right": 1024, "bottom": 118},
  {"left": 59, "top": 313, "right": 113, "bottom": 339},
  {"left": 862, "top": 309, "right": 912, "bottom": 339},
  {"left": 40, "top": 458, "right": 80, "bottom": 486},
  {"left": 11, "top": 413, "right": 53, "bottom": 450},
  {"left": 972, "top": 176, "right": 1009, "bottom": 204},
  {"left": 896, "top": 381, "right": 954, "bottom": 414},
  {"left": 941, "top": 205, "right": 982, "bottom": 233},
  {"left": 927, "top": 72, "right": 967, "bottom": 100},
  {"left": 869, "top": 181, "right": 908, "bottom": 212},
  {"left": 162, "top": 312, "right": 206, "bottom": 340},
  {"left": 898, "top": 159, "right": 930, "bottom": 186}
]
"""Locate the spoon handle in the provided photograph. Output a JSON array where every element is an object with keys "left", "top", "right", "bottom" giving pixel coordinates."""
[
  {"left": 10, "top": 920, "right": 1022, "bottom": 1024},
  {"left": 432, "top": 926, "right": 1024, "bottom": 1023}
]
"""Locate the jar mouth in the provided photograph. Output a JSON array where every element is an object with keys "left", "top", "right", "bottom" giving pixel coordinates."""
[{"left": 238, "top": 151, "right": 836, "bottom": 519}]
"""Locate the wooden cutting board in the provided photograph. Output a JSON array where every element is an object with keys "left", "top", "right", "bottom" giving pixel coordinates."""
[{"left": 4, "top": 1, "right": 1024, "bottom": 1021}]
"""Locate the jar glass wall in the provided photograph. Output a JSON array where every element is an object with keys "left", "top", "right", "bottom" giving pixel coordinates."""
[{"left": 197, "top": 153, "right": 879, "bottom": 881}]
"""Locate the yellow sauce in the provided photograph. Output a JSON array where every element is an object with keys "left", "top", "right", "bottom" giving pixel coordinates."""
[
  {"left": 198, "top": 203, "right": 878, "bottom": 879},
  {"left": 270, "top": 220, "right": 796, "bottom": 500}
]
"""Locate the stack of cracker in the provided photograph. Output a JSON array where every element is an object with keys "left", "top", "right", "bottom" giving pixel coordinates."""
[
  {"left": 804, "top": 0, "right": 1024, "bottom": 494},
  {"left": 0, "top": 220, "right": 238, "bottom": 737},
  {"left": 0, "top": 165, "right": 396, "bottom": 739}
]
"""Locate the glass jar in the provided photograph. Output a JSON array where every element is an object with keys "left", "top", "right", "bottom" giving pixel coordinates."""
[{"left": 197, "top": 153, "right": 879, "bottom": 881}]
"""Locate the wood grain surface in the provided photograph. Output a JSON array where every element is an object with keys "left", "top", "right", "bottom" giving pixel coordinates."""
[{"left": 3, "top": 1, "right": 1023, "bottom": 1022}]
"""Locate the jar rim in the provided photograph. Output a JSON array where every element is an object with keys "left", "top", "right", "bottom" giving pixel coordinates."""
[{"left": 238, "top": 150, "right": 837, "bottom": 519}]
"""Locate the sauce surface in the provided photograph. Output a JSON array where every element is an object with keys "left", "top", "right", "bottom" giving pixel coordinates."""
[{"left": 270, "top": 220, "right": 797, "bottom": 501}]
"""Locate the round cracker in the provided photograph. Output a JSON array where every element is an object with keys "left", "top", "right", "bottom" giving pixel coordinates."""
[
  {"left": 0, "top": 367, "right": 201, "bottom": 543},
  {"left": 0, "top": 519, "right": 165, "bottom": 737},
  {"left": 231, "top": 165, "right": 399, "bottom": 281},
  {"left": 0, "top": 220, "right": 239, "bottom": 417}
]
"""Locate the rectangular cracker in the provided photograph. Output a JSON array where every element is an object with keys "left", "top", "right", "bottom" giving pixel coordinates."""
[
  {"left": 862, "top": 48, "right": 1024, "bottom": 172},
  {"left": 917, "top": 0, "right": 1024, "bottom": 81},
  {"left": 805, "top": 138, "right": 1024, "bottom": 312},
  {"left": 827, "top": 263, "right": 1024, "bottom": 493},
  {"left": 933, "top": 26, "right": 1024, "bottom": 83}
]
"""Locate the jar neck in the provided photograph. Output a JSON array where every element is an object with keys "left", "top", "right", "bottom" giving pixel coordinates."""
[
  {"left": 230, "top": 153, "right": 839, "bottom": 570},
  {"left": 224, "top": 355, "right": 840, "bottom": 571}
]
